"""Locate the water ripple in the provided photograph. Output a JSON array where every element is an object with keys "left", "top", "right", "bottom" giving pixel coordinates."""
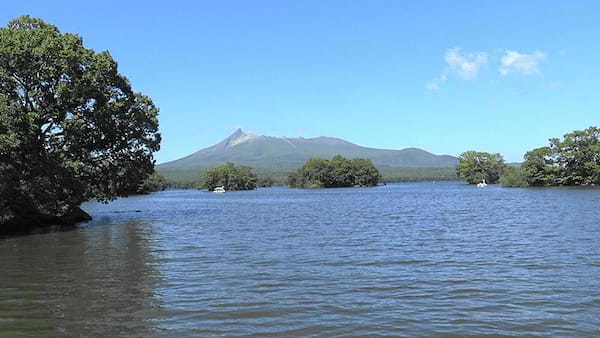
[{"left": 2, "top": 183, "right": 600, "bottom": 336}]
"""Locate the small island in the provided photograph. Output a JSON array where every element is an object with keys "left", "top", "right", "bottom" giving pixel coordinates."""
[
  {"left": 199, "top": 163, "right": 258, "bottom": 192},
  {"left": 287, "top": 155, "right": 380, "bottom": 188}
]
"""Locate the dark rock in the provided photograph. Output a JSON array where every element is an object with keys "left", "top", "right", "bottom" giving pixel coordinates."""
[
  {"left": 60, "top": 207, "right": 92, "bottom": 225},
  {"left": 0, "top": 207, "right": 92, "bottom": 237}
]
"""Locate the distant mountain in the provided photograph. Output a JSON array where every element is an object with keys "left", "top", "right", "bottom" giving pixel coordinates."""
[{"left": 157, "top": 129, "right": 458, "bottom": 171}]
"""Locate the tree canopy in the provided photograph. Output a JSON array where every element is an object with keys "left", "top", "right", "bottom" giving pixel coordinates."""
[
  {"left": 199, "top": 163, "right": 257, "bottom": 191},
  {"left": 456, "top": 151, "right": 506, "bottom": 184},
  {"left": 522, "top": 127, "right": 600, "bottom": 186},
  {"left": 0, "top": 16, "right": 160, "bottom": 231},
  {"left": 521, "top": 146, "right": 559, "bottom": 186},
  {"left": 288, "top": 155, "right": 380, "bottom": 188}
]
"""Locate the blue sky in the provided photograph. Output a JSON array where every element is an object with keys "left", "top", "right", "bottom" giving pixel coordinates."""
[{"left": 2, "top": 1, "right": 599, "bottom": 163}]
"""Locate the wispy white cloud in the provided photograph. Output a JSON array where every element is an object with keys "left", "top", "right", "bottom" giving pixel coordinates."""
[
  {"left": 445, "top": 48, "right": 488, "bottom": 80},
  {"left": 425, "top": 73, "right": 447, "bottom": 91},
  {"left": 426, "top": 48, "right": 487, "bottom": 91},
  {"left": 425, "top": 81, "right": 440, "bottom": 91},
  {"left": 426, "top": 48, "right": 550, "bottom": 91},
  {"left": 499, "top": 50, "right": 546, "bottom": 76}
]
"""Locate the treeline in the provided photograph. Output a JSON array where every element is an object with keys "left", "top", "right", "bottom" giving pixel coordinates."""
[
  {"left": 457, "top": 126, "right": 600, "bottom": 187},
  {"left": 159, "top": 168, "right": 286, "bottom": 188},
  {"left": 158, "top": 166, "right": 457, "bottom": 188},
  {"left": 379, "top": 167, "right": 456, "bottom": 182},
  {"left": 287, "top": 155, "right": 380, "bottom": 188},
  {"left": 154, "top": 156, "right": 382, "bottom": 191}
]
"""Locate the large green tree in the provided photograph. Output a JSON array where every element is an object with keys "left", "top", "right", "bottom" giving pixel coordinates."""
[
  {"left": 456, "top": 151, "right": 506, "bottom": 184},
  {"left": 521, "top": 127, "right": 600, "bottom": 186},
  {"left": 0, "top": 16, "right": 160, "bottom": 231},
  {"left": 550, "top": 127, "right": 600, "bottom": 185}
]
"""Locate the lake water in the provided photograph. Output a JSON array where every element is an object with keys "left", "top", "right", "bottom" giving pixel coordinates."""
[{"left": 2, "top": 182, "right": 600, "bottom": 336}]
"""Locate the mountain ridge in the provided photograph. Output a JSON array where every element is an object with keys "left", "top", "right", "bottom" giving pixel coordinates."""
[{"left": 157, "top": 129, "right": 458, "bottom": 170}]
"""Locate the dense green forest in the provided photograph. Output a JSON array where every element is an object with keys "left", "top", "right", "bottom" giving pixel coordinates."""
[{"left": 287, "top": 155, "right": 380, "bottom": 188}]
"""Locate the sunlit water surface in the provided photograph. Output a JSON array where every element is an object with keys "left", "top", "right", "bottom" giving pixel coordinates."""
[{"left": 2, "top": 182, "right": 600, "bottom": 336}]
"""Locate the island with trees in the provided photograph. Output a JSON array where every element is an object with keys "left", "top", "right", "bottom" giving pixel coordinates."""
[
  {"left": 199, "top": 163, "right": 258, "bottom": 191},
  {"left": 0, "top": 16, "right": 161, "bottom": 235},
  {"left": 456, "top": 151, "right": 506, "bottom": 184},
  {"left": 457, "top": 126, "right": 600, "bottom": 188},
  {"left": 287, "top": 155, "right": 380, "bottom": 188}
]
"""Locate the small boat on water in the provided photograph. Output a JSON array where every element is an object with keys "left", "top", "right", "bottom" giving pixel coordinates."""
[
  {"left": 477, "top": 179, "right": 488, "bottom": 188},
  {"left": 213, "top": 186, "right": 225, "bottom": 193}
]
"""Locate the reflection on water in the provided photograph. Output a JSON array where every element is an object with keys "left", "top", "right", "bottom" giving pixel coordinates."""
[
  {"left": 0, "top": 218, "right": 163, "bottom": 336},
  {"left": 2, "top": 182, "right": 600, "bottom": 336}
]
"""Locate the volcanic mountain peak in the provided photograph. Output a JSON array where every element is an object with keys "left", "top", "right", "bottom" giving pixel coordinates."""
[
  {"left": 225, "top": 129, "right": 258, "bottom": 147},
  {"left": 157, "top": 129, "right": 458, "bottom": 170}
]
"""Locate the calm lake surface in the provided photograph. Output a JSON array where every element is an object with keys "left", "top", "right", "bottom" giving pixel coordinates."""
[{"left": 2, "top": 182, "right": 600, "bottom": 336}]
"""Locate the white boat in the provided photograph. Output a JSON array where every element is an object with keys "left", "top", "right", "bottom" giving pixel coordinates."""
[
  {"left": 213, "top": 186, "right": 225, "bottom": 193},
  {"left": 477, "top": 179, "right": 487, "bottom": 188}
]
